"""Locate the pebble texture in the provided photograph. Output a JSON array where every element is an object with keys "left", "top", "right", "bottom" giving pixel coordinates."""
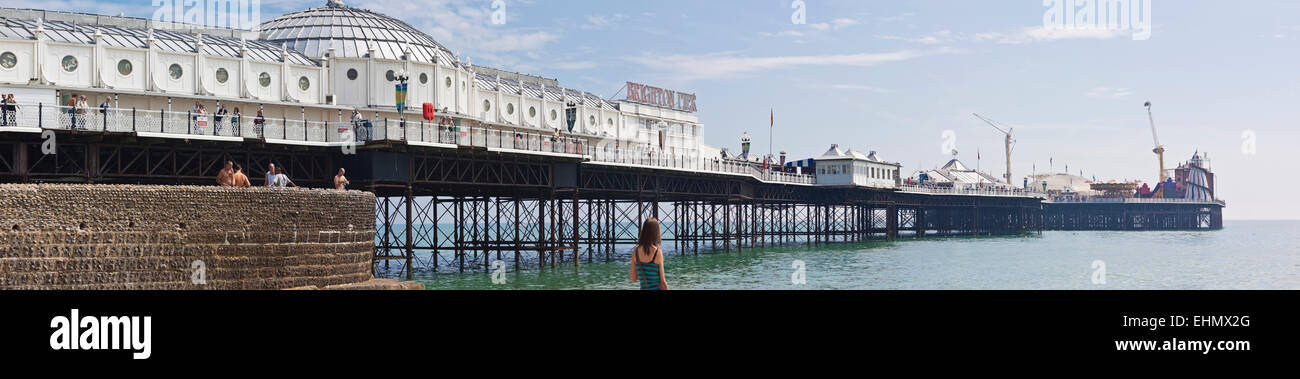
[{"left": 0, "top": 184, "right": 377, "bottom": 290}]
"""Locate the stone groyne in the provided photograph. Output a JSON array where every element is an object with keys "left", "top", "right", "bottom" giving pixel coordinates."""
[{"left": 0, "top": 184, "right": 388, "bottom": 290}]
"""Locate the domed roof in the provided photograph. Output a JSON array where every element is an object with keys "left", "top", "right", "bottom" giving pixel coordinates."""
[{"left": 259, "top": 0, "right": 458, "bottom": 65}]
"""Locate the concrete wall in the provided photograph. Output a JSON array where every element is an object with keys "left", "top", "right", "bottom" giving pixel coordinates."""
[{"left": 0, "top": 184, "right": 376, "bottom": 290}]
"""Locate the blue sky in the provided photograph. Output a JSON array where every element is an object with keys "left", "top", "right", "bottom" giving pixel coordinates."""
[{"left": 12, "top": 0, "right": 1299, "bottom": 220}]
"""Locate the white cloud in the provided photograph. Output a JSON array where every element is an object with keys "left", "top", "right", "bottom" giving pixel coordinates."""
[
  {"left": 975, "top": 26, "right": 1129, "bottom": 44},
  {"left": 878, "top": 30, "right": 953, "bottom": 45},
  {"left": 829, "top": 84, "right": 889, "bottom": 93},
  {"left": 627, "top": 48, "right": 960, "bottom": 81},
  {"left": 583, "top": 13, "right": 629, "bottom": 30},
  {"left": 351, "top": 0, "right": 560, "bottom": 70},
  {"left": 1085, "top": 87, "right": 1134, "bottom": 99},
  {"left": 809, "top": 23, "right": 830, "bottom": 31},
  {"left": 830, "top": 18, "right": 860, "bottom": 29}
]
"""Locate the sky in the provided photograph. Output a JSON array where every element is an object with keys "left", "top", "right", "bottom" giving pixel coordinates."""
[{"left": 9, "top": 0, "right": 1299, "bottom": 220}]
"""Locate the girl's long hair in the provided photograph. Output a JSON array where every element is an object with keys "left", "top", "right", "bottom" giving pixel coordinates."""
[{"left": 636, "top": 218, "right": 661, "bottom": 251}]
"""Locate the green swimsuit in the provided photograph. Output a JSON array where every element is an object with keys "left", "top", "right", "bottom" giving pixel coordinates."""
[{"left": 634, "top": 246, "right": 663, "bottom": 290}]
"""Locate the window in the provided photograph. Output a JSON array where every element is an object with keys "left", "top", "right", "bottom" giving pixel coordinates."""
[
  {"left": 385, "top": 70, "right": 395, "bottom": 82},
  {"left": 168, "top": 63, "right": 182, "bottom": 79},
  {"left": 215, "top": 68, "right": 229, "bottom": 83},
  {"left": 550, "top": 109, "right": 558, "bottom": 121},
  {"left": 528, "top": 106, "right": 537, "bottom": 118},
  {"left": 0, "top": 52, "right": 15, "bottom": 69},
  {"left": 62, "top": 55, "right": 79, "bottom": 72},
  {"left": 117, "top": 59, "right": 133, "bottom": 76},
  {"left": 419, "top": 73, "right": 428, "bottom": 84},
  {"left": 589, "top": 115, "right": 596, "bottom": 126},
  {"left": 445, "top": 76, "right": 452, "bottom": 88},
  {"left": 506, "top": 103, "right": 514, "bottom": 115},
  {"left": 299, "top": 76, "right": 310, "bottom": 91},
  {"left": 483, "top": 99, "right": 491, "bottom": 112},
  {"left": 258, "top": 72, "right": 271, "bottom": 87},
  {"left": 346, "top": 68, "right": 358, "bottom": 80}
]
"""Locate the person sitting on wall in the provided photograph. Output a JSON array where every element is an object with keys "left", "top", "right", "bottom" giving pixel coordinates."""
[
  {"left": 271, "top": 167, "right": 297, "bottom": 188},
  {"left": 231, "top": 163, "right": 251, "bottom": 188},
  {"left": 216, "top": 161, "right": 234, "bottom": 187},
  {"left": 266, "top": 163, "right": 277, "bottom": 188},
  {"left": 334, "top": 168, "right": 350, "bottom": 190}
]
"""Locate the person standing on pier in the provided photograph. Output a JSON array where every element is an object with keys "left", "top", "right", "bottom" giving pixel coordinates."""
[{"left": 630, "top": 218, "right": 669, "bottom": 290}]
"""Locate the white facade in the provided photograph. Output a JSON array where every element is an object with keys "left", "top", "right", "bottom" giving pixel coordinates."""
[
  {"left": 814, "top": 144, "right": 902, "bottom": 189},
  {"left": 0, "top": 3, "right": 704, "bottom": 156}
]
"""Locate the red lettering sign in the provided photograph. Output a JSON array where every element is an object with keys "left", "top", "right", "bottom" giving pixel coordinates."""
[{"left": 625, "top": 82, "right": 697, "bottom": 112}]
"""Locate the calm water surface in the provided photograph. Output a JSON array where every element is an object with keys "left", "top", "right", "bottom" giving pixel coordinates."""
[{"left": 390, "top": 221, "right": 1298, "bottom": 290}]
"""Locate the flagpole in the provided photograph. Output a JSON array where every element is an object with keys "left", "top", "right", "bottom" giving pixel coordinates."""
[{"left": 769, "top": 108, "right": 774, "bottom": 167}]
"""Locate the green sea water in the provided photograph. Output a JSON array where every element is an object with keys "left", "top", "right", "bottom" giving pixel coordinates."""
[{"left": 379, "top": 220, "right": 1298, "bottom": 290}]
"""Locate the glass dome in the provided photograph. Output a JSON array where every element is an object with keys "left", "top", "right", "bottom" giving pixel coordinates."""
[{"left": 259, "top": 0, "right": 459, "bottom": 65}]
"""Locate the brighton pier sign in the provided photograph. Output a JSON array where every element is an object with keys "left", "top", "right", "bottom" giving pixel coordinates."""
[{"left": 625, "top": 82, "right": 698, "bottom": 113}]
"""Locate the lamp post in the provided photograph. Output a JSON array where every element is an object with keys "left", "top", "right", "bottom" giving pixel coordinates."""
[{"left": 395, "top": 69, "right": 410, "bottom": 129}]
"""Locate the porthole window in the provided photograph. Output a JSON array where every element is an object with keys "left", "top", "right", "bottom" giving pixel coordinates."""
[
  {"left": 215, "top": 68, "right": 229, "bottom": 83},
  {"left": 299, "top": 76, "right": 310, "bottom": 91},
  {"left": 116, "top": 59, "right": 133, "bottom": 76},
  {"left": 346, "top": 68, "right": 358, "bottom": 80},
  {"left": 385, "top": 70, "right": 395, "bottom": 82},
  {"left": 445, "top": 76, "right": 452, "bottom": 88},
  {"left": 419, "top": 73, "right": 428, "bottom": 84},
  {"left": 589, "top": 115, "right": 596, "bottom": 126},
  {"left": 528, "top": 106, "right": 537, "bottom": 118},
  {"left": 607, "top": 118, "right": 614, "bottom": 127},
  {"left": 550, "top": 109, "right": 558, "bottom": 121},
  {"left": 0, "top": 52, "right": 15, "bottom": 69},
  {"left": 506, "top": 103, "right": 514, "bottom": 115},
  {"left": 258, "top": 72, "right": 271, "bottom": 87},
  {"left": 168, "top": 63, "right": 182, "bottom": 79},
  {"left": 482, "top": 99, "right": 491, "bottom": 112},
  {"left": 62, "top": 55, "right": 79, "bottom": 72}
]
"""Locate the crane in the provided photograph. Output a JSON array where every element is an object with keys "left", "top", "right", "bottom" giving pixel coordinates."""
[
  {"left": 972, "top": 113, "right": 1016, "bottom": 185},
  {"left": 1144, "top": 101, "right": 1167, "bottom": 182}
]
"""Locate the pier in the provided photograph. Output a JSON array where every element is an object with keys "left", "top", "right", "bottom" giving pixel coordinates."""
[{"left": 0, "top": 106, "right": 1058, "bottom": 278}]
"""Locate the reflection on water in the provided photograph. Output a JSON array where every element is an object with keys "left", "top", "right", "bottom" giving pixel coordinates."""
[{"left": 384, "top": 221, "right": 1299, "bottom": 290}]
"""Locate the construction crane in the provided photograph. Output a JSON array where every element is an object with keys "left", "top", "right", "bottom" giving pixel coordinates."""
[
  {"left": 972, "top": 113, "right": 1016, "bottom": 185},
  {"left": 1144, "top": 101, "right": 1167, "bottom": 182}
]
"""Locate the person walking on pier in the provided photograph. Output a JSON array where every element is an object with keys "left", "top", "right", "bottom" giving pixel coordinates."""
[
  {"left": 629, "top": 218, "right": 668, "bottom": 290},
  {"left": 232, "top": 163, "right": 250, "bottom": 188},
  {"left": 0, "top": 94, "right": 15, "bottom": 126}
]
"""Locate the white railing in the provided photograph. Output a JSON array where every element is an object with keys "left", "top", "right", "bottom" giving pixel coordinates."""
[
  {"left": 0, "top": 102, "right": 809, "bottom": 186},
  {"left": 1046, "top": 197, "right": 1226, "bottom": 205},
  {"left": 0, "top": 102, "right": 358, "bottom": 143},
  {"left": 899, "top": 184, "right": 1046, "bottom": 198}
]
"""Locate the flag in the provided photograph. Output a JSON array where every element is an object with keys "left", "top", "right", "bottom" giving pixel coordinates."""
[{"left": 395, "top": 83, "right": 408, "bottom": 108}]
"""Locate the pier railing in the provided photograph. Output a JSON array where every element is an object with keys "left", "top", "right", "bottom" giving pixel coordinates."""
[
  {"left": 0, "top": 103, "right": 817, "bottom": 185},
  {"left": 1046, "top": 197, "right": 1226, "bottom": 206},
  {"left": 898, "top": 184, "right": 1046, "bottom": 198},
  {"left": 1, "top": 103, "right": 352, "bottom": 143}
]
